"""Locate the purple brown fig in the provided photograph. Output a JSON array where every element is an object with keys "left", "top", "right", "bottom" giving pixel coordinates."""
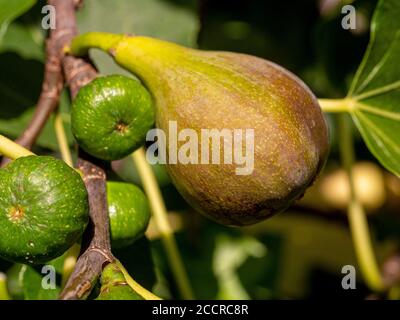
[{"left": 70, "top": 33, "right": 330, "bottom": 226}]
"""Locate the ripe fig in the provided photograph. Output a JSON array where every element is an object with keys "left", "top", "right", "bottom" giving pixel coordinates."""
[
  {"left": 0, "top": 156, "right": 89, "bottom": 264},
  {"left": 71, "top": 33, "right": 329, "bottom": 226},
  {"left": 71, "top": 75, "right": 154, "bottom": 161},
  {"left": 107, "top": 181, "right": 150, "bottom": 248}
]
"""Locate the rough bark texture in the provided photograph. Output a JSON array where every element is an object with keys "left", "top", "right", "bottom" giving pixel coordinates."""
[
  {"left": 48, "top": 0, "right": 114, "bottom": 300},
  {"left": 60, "top": 157, "right": 113, "bottom": 300}
]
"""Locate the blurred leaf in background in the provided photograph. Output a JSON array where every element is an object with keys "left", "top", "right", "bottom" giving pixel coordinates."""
[
  {"left": 0, "top": 22, "right": 44, "bottom": 61},
  {"left": 5, "top": 255, "right": 66, "bottom": 300},
  {"left": 76, "top": 0, "right": 200, "bottom": 75},
  {"left": 0, "top": 0, "right": 69, "bottom": 152},
  {"left": 213, "top": 234, "right": 266, "bottom": 300},
  {"left": 21, "top": 265, "right": 60, "bottom": 300},
  {"left": 0, "top": 0, "right": 36, "bottom": 42}
]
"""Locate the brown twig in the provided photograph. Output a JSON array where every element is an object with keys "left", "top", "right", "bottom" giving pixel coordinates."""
[
  {"left": 0, "top": 31, "right": 64, "bottom": 167},
  {"left": 1, "top": 0, "right": 110, "bottom": 299},
  {"left": 48, "top": 0, "right": 98, "bottom": 98},
  {"left": 60, "top": 156, "right": 114, "bottom": 299},
  {"left": 0, "top": 0, "right": 90, "bottom": 167},
  {"left": 47, "top": 0, "right": 114, "bottom": 300}
]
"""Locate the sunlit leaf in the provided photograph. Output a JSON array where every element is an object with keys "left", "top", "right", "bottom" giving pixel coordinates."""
[{"left": 347, "top": 0, "right": 400, "bottom": 176}]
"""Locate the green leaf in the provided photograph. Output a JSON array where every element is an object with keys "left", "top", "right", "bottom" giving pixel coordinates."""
[
  {"left": 0, "top": 23, "right": 44, "bottom": 61},
  {"left": 347, "top": 0, "right": 400, "bottom": 176},
  {"left": 22, "top": 265, "right": 60, "bottom": 300},
  {"left": 0, "top": 0, "right": 36, "bottom": 43},
  {"left": 6, "top": 256, "right": 66, "bottom": 300},
  {"left": 96, "top": 263, "right": 144, "bottom": 300},
  {"left": 76, "top": 0, "right": 199, "bottom": 75},
  {"left": 213, "top": 234, "right": 266, "bottom": 300}
]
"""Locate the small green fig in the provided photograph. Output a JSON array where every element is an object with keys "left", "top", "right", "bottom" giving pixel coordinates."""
[
  {"left": 96, "top": 263, "right": 144, "bottom": 300},
  {"left": 71, "top": 33, "right": 329, "bottom": 226},
  {"left": 0, "top": 156, "right": 89, "bottom": 264},
  {"left": 107, "top": 181, "right": 150, "bottom": 248},
  {"left": 71, "top": 75, "right": 154, "bottom": 161}
]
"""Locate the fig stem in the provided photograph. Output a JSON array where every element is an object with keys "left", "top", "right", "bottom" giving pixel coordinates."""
[
  {"left": 114, "top": 260, "right": 162, "bottom": 300},
  {"left": 54, "top": 110, "right": 74, "bottom": 167},
  {"left": 338, "top": 114, "right": 385, "bottom": 292},
  {"left": 0, "top": 134, "right": 35, "bottom": 160},
  {"left": 132, "top": 148, "right": 195, "bottom": 300},
  {"left": 318, "top": 98, "right": 354, "bottom": 113},
  {"left": 69, "top": 32, "right": 124, "bottom": 57}
]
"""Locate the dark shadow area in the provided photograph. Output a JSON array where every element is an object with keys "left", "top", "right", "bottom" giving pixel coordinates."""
[{"left": 0, "top": 52, "right": 43, "bottom": 119}]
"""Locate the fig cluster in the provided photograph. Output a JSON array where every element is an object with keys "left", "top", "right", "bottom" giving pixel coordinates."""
[{"left": 0, "top": 33, "right": 329, "bottom": 267}]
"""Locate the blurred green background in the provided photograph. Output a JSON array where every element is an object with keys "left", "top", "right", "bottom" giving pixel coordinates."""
[{"left": 0, "top": 0, "right": 399, "bottom": 300}]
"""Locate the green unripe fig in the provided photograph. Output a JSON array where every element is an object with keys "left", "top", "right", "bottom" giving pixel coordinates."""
[
  {"left": 107, "top": 181, "right": 150, "bottom": 248},
  {"left": 96, "top": 263, "right": 144, "bottom": 300},
  {"left": 71, "top": 75, "right": 155, "bottom": 161},
  {"left": 6, "top": 264, "right": 24, "bottom": 300},
  {"left": 71, "top": 33, "right": 329, "bottom": 226},
  {"left": 0, "top": 156, "right": 89, "bottom": 264}
]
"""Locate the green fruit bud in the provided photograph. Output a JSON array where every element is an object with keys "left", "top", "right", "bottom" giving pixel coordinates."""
[
  {"left": 0, "top": 156, "right": 89, "bottom": 264},
  {"left": 107, "top": 181, "right": 150, "bottom": 248},
  {"left": 96, "top": 263, "right": 144, "bottom": 300},
  {"left": 71, "top": 75, "right": 155, "bottom": 161}
]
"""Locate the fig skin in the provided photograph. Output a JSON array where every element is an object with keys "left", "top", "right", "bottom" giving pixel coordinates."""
[
  {"left": 107, "top": 181, "right": 151, "bottom": 248},
  {"left": 71, "top": 75, "right": 154, "bottom": 161},
  {"left": 71, "top": 33, "right": 330, "bottom": 226},
  {"left": 0, "top": 156, "right": 89, "bottom": 264}
]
